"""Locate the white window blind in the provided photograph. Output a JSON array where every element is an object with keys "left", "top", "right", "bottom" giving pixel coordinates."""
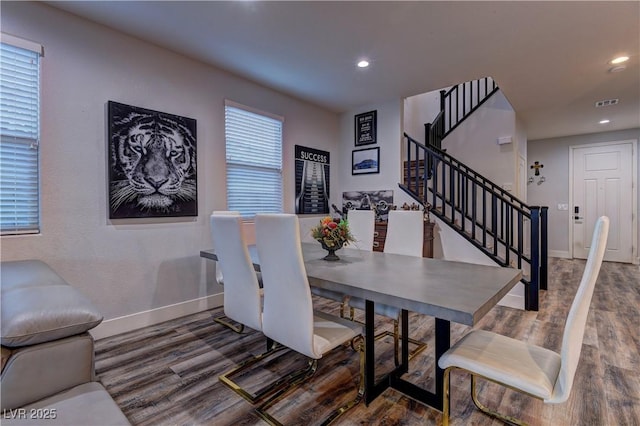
[
  {"left": 225, "top": 102, "right": 283, "bottom": 218},
  {"left": 0, "top": 38, "right": 41, "bottom": 234}
]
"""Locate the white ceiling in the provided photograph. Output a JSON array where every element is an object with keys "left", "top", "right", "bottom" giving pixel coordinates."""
[{"left": 48, "top": 1, "right": 639, "bottom": 140}]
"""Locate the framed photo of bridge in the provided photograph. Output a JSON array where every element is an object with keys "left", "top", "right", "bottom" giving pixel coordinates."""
[
  {"left": 352, "top": 147, "right": 380, "bottom": 175},
  {"left": 354, "top": 110, "right": 377, "bottom": 146}
]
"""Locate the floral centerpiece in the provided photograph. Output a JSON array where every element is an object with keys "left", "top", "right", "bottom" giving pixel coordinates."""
[{"left": 311, "top": 216, "right": 355, "bottom": 261}]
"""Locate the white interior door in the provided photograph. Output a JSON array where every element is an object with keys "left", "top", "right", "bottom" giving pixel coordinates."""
[
  {"left": 572, "top": 141, "right": 634, "bottom": 262},
  {"left": 518, "top": 154, "right": 527, "bottom": 202}
]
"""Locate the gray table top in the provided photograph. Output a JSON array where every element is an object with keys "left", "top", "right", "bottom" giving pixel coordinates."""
[{"left": 201, "top": 243, "right": 522, "bottom": 327}]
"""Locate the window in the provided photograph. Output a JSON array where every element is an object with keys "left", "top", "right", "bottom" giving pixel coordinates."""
[
  {"left": 0, "top": 35, "right": 42, "bottom": 235},
  {"left": 224, "top": 101, "right": 283, "bottom": 218}
]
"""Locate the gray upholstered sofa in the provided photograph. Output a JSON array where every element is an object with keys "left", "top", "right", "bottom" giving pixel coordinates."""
[{"left": 1, "top": 260, "right": 130, "bottom": 425}]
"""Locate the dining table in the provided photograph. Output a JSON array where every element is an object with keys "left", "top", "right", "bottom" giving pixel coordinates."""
[{"left": 200, "top": 242, "right": 522, "bottom": 411}]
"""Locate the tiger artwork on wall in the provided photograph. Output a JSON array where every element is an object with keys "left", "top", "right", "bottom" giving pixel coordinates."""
[{"left": 108, "top": 101, "right": 197, "bottom": 219}]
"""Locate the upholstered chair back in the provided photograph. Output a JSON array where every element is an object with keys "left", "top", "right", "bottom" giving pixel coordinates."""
[
  {"left": 211, "top": 211, "right": 240, "bottom": 285},
  {"left": 550, "top": 215, "right": 609, "bottom": 403},
  {"left": 384, "top": 210, "right": 423, "bottom": 257},
  {"left": 347, "top": 209, "right": 375, "bottom": 251},
  {"left": 210, "top": 214, "right": 262, "bottom": 332},
  {"left": 255, "top": 214, "right": 318, "bottom": 359}
]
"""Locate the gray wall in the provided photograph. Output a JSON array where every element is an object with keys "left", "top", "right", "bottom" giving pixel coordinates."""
[
  {"left": 528, "top": 128, "right": 640, "bottom": 258},
  {"left": 1, "top": 2, "right": 341, "bottom": 322}
]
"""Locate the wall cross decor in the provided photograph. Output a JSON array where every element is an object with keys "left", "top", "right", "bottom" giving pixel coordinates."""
[{"left": 530, "top": 161, "right": 544, "bottom": 176}]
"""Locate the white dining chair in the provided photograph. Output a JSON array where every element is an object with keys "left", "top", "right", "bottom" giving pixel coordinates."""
[
  {"left": 255, "top": 213, "right": 365, "bottom": 425},
  {"left": 209, "top": 210, "right": 262, "bottom": 333},
  {"left": 439, "top": 216, "right": 610, "bottom": 426},
  {"left": 211, "top": 210, "right": 240, "bottom": 286},
  {"left": 347, "top": 209, "right": 375, "bottom": 251},
  {"left": 211, "top": 214, "right": 285, "bottom": 404},
  {"left": 346, "top": 208, "right": 427, "bottom": 365},
  {"left": 384, "top": 209, "right": 424, "bottom": 256},
  {"left": 210, "top": 212, "right": 258, "bottom": 334}
]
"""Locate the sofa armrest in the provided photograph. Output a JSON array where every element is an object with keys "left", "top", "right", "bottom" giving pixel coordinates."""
[{"left": 1, "top": 334, "right": 95, "bottom": 410}]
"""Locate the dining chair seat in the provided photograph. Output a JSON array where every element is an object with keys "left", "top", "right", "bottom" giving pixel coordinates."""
[
  {"left": 439, "top": 216, "right": 609, "bottom": 426},
  {"left": 440, "top": 329, "right": 561, "bottom": 400}
]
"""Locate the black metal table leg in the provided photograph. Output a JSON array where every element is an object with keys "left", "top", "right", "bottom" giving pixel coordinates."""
[
  {"left": 364, "top": 299, "right": 376, "bottom": 405},
  {"left": 434, "top": 317, "right": 450, "bottom": 411}
]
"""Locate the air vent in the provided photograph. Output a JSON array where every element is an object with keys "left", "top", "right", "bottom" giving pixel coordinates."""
[{"left": 595, "top": 99, "right": 619, "bottom": 107}]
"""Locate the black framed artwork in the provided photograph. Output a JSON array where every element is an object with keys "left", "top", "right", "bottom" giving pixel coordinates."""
[
  {"left": 352, "top": 147, "right": 380, "bottom": 175},
  {"left": 107, "top": 101, "right": 197, "bottom": 219},
  {"left": 294, "top": 145, "right": 330, "bottom": 215},
  {"left": 354, "top": 110, "right": 377, "bottom": 146}
]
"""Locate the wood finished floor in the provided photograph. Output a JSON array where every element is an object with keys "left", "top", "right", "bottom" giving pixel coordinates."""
[{"left": 95, "top": 258, "right": 640, "bottom": 425}]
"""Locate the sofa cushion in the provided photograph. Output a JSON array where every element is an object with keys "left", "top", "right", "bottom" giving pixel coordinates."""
[
  {"left": 1, "top": 285, "right": 103, "bottom": 348},
  {"left": 1, "top": 382, "right": 130, "bottom": 425},
  {"left": 0, "top": 260, "right": 69, "bottom": 293},
  {"left": 1, "top": 334, "right": 95, "bottom": 410}
]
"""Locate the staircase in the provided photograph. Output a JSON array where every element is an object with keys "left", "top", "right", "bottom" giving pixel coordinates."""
[{"left": 402, "top": 78, "right": 547, "bottom": 311}]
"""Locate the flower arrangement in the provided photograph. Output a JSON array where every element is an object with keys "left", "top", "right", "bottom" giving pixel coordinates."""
[{"left": 311, "top": 216, "right": 355, "bottom": 250}]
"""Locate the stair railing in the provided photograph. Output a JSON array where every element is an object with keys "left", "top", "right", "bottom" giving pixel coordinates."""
[
  {"left": 402, "top": 133, "right": 547, "bottom": 311},
  {"left": 439, "top": 77, "right": 499, "bottom": 138}
]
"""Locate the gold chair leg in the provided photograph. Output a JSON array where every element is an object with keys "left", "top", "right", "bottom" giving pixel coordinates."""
[
  {"left": 378, "top": 318, "right": 427, "bottom": 367},
  {"left": 255, "top": 335, "right": 366, "bottom": 426},
  {"left": 320, "top": 335, "right": 365, "bottom": 425},
  {"left": 470, "top": 374, "right": 528, "bottom": 426},
  {"left": 347, "top": 312, "right": 427, "bottom": 367},
  {"left": 219, "top": 342, "right": 291, "bottom": 404},
  {"left": 442, "top": 367, "right": 451, "bottom": 426},
  {"left": 254, "top": 359, "right": 319, "bottom": 425},
  {"left": 339, "top": 296, "right": 355, "bottom": 320},
  {"left": 213, "top": 315, "right": 245, "bottom": 334}
]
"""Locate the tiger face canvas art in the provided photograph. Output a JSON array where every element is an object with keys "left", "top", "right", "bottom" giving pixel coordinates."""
[{"left": 108, "top": 101, "right": 197, "bottom": 219}]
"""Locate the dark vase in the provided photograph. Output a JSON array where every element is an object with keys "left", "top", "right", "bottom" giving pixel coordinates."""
[{"left": 320, "top": 240, "right": 343, "bottom": 261}]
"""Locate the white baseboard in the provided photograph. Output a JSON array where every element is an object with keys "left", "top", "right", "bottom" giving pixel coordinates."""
[
  {"left": 90, "top": 293, "right": 224, "bottom": 340},
  {"left": 549, "top": 250, "right": 571, "bottom": 259}
]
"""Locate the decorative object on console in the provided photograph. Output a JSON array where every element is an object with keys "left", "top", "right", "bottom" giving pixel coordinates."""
[
  {"left": 311, "top": 216, "right": 355, "bottom": 261},
  {"left": 342, "top": 190, "right": 393, "bottom": 220},
  {"left": 108, "top": 101, "right": 197, "bottom": 219},
  {"left": 294, "top": 145, "right": 330, "bottom": 215},
  {"left": 354, "top": 110, "right": 377, "bottom": 146},
  {"left": 401, "top": 200, "right": 431, "bottom": 221}
]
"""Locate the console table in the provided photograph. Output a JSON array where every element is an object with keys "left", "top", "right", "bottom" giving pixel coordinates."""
[{"left": 373, "top": 220, "right": 434, "bottom": 258}]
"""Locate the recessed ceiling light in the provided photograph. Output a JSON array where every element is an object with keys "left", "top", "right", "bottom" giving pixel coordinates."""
[
  {"left": 610, "top": 56, "right": 629, "bottom": 64},
  {"left": 599, "top": 119, "right": 610, "bottom": 124},
  {"left": 609, "top": 65, "right": 626, "bottom": 73},
  {"left": 357, "top": 60, "right": 370, "bottom": 68}
]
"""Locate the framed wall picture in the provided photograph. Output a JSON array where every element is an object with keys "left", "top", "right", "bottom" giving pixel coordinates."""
[
  {"left": 342, "top": 190, "right": 393, "bottom": 220},
  {"left": 352, "top": 147, "right": 380, "bottom": 175},
  {"left": 107, "top": 101, "right": 197, "bottom": 219},
  {"left": 354, "top": 110, "right": 377, "bottom": 146},
  {"left": 294, "top": 145, "right": 330, "bottom": 215}
]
